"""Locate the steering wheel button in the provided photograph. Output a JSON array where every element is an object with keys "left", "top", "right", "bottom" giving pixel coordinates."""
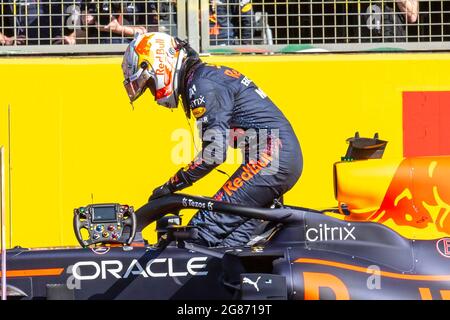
[
  {"left": 102, "top": 232, "right": 110, "bottom": 238},
  {"left": 93, "top": 233, "right": 100, "bottom": 240},
  {"left": 108, "top": 225, "right": 115, "bottom": 231},
  {"left": 95, "top": 225, "right": 104, "bottom": 232}
]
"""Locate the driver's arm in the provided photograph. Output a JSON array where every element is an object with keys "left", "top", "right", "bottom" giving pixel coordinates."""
[{"left": 150, "top": 79, "right": 233, "bottom": 200}]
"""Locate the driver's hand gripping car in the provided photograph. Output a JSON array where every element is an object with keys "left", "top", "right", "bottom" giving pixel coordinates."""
[{"left": 122, "top": 32, "right": 303, "bottom": 247}]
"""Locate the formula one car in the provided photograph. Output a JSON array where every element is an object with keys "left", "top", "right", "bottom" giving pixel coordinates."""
[{"left": 1, "top": 134, "right": 450, "bottom": 300}]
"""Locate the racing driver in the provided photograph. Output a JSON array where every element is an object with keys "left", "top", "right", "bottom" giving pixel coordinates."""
[{"left": 122, "top": 32, "right": 303, "bottom": 247}]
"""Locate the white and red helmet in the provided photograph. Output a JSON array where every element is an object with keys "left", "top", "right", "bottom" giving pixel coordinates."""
[{"left": 122, "top": 32, "right": 187, "bottom": 109}]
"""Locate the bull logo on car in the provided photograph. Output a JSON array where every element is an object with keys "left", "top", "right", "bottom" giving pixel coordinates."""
[{"left": 346, "top": 157, "right": 450, "bottom": 235}]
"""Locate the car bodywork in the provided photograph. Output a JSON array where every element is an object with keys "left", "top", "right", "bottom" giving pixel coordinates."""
[
  {"left": 1, "top": 134, "right": 450, "bottom": 300},
  {"left": 1, "top": 192, "right": 450, "bottom": 300},
  {"left": 333, "top": 156, "right": 450, "bottom": 239}
]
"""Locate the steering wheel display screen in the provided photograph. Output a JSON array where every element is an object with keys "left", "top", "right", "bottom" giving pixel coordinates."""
[{"left": 92, "top": 205, "right": 117, "bottom": 222}]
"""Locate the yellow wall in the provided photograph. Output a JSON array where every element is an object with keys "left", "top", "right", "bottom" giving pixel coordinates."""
[{"left": 1, "top": 53, "right": 450, "bottom": 248}]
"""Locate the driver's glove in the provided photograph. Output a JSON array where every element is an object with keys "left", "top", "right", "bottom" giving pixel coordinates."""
[
  {"left": 148, "top": 168, "right": 192, "bottom": 202},
  {"left": 149, "top": 182, "right": 174, "bottom": 201}
]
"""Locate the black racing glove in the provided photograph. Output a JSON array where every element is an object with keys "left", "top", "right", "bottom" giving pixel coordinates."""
[
  {"left": 148, "top": 182, "right": 174, "bottom": 202},
  {"left": 148, "top": 168, "right": 193, "bottom": 202}
]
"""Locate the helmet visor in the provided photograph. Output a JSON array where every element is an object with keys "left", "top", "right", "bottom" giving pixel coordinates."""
[{"left": 123, "top": 68, "right": 153, "bottom": 102}]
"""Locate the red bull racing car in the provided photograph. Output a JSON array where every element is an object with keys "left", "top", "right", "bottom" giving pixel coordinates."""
[{"left": 1, "top": 134, "right": 450, "bottom": 300}]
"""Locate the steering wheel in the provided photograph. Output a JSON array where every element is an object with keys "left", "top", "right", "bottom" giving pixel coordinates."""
[{"left": 73, "top": 204, "right": 137, "bottom": 247}]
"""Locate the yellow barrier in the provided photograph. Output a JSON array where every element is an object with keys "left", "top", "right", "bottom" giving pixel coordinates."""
[{"left": 1, "top": 53, "right": 450, "bottom": 247}]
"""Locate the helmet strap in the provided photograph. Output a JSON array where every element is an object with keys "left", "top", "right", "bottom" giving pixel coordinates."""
[{"left": 170, "top": 48, "right": 187, "bottom": 109}]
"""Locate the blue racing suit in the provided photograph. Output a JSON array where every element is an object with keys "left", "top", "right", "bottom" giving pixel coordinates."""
[{"left": 165, "top": 62, "right": 303, "bottom": 247}]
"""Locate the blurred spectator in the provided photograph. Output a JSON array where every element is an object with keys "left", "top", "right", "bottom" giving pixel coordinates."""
[
  {"left": 0, "top": 32, "right": 15, "bottom": 45},
  {"left": 53, "top": 1, "right": 83, "bottom": 45},
  {"left": 158, "top": 0, "right": 177, "bottom": 36},
  {"left": 0, "top": 0, "right": 66, "bottom": 45},
  {"left": 209, "top": 0, "right": 254, "bottom": 45},
  {"left": 0, "top": 28, "right": 17, "bottom": 45},
  {"left": 72, "top": 0, "right": 158, "bottom": 44},
  {"left": 350, "top": 0, "right": 419, "bottom": 42},
  {"left": 121, "top": 0, "right": 159, "bottom": 33},
  {"left": 397, "top": 0, "right": 419, "bottom": 23}
]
